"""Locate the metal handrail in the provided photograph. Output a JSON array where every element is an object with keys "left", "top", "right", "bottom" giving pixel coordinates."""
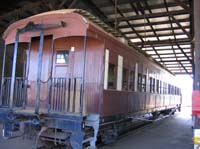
[
  {"left": 48, "top": 77, "right": 83, "bottom": 114},
  {"left": 0, "top": 77, "right": 27, "bottom": 108}
]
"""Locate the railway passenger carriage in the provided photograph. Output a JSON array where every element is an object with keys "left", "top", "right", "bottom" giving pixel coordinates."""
[{"left": 0, "top": 9, "right": 181, "bottom": 148}]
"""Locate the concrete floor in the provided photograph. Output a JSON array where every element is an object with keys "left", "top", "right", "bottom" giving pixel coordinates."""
[
  {"left": 101, "top": 108, "right": 193, "bottom": 149},
  {"left": 0, "top": 109, "right": 193, "bottom": 149}
]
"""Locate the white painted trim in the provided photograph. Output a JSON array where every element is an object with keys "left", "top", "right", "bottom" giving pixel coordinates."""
[
  {"left": 134, "top": 63, "right": 138, "bottom": 92},
  {"left": 146, "top": 68, "right": 149, "bottom": 92},
  {"left": 104, "top": 49, "right": 109, "bottom": 89},
  {"left": 117, "top": 55, "right": 123, "bottom": 91}
]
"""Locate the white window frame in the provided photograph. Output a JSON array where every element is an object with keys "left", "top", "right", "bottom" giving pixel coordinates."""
[
  {"left": 117, "top": 55, "right": 123, "bottom": 91},
  {"left": 134, "top": 63, "right": 138, "bottom": 92},
  {"left": 104, "top": 49, "right": 109, "bottom": 89}
]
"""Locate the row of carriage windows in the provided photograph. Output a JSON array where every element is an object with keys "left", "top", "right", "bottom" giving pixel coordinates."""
[{"left": 105, "top": 50, "right": 181, "bottom": 95}]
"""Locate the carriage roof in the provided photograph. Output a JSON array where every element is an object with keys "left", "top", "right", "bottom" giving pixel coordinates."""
[{"left": 3, "top": 9, "right": 118, "bottom": 45}]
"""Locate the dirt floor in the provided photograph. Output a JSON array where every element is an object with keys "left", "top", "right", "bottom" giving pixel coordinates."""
[{"left": 0, "top": 108, "right": 193, "bottom": 149}]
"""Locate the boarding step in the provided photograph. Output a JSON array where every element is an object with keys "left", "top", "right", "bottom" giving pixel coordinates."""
[
  {"left": 83, "top": 114, "right": 100, "bottom": 148},
  {"left": 40, "top": 130, "right": 69, "bottom": 140}
]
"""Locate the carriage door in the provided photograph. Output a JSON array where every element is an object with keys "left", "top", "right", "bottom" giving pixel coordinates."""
[{"left": 27, "top": 36, "right": 53, "bottom": 108}]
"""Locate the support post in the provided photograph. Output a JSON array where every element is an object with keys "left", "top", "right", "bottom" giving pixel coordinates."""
[
  {"left": 192, "top": 0, "right": 200, "bottom": 147},
  {"left": 48, "top": 38, "right": 54, "bottom": 112},
  {"left": 194, "top": 0, "right": 200, "bottom": 90},
  {"left": 0, "top": 44, "right": 7, "bottom": 106},
  {"left": 80, "top": 34, "right": 87, "bottom": 114},
  {"left": 9, "top": 31, "right": 20, "bottom": 108},
  {"left": 35, "top": 30, "right": 44, "bottom": 114},
  {"left": 22, "top": 42, "right": 31, "bottom": 109}
]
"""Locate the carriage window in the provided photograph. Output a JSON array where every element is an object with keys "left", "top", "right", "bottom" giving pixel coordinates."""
[
  {"left": 163, "top": 82, "right": 165, "bottom": 94},
  {"left": 171, "top": 86, "right": 174, "bottom": 95},
  {"left": 123, "top": 68, "right": 128, "bottom": 90},
  {"left": 168, "top": 84, "right": 171, "bottom": 94},
  {"left": 156, "top": 80, "right": 159, "bottom": 93},
  {"left": 148, "top": 77, "right": 151, "bottom": 92},
  {"left": 137, "top": 73, "right": 142, "bottom": 92},
  {"left": 165, "top": 82, "right": 168, "bottom": 94},
  {"left": 56, "top": 50, "right": 69, "bottom": 64},
  {"left": 178, "top": 88, "right": 181, "bottom": 95},
  {"left": 149, "top": 77, "right": 152, "bottom": 93},
  {"left": 142, "top": 75, "right": 146, "bottom": 92},
  {"left": 165, "top": 83, "right": 168, "bottom": 94},
  {"left": 150, "top": 77, "right": 155, "bottom": 93},
  {"left": 159, "top": 81, "right": 162, "bottom": 94},
  {"left": 175, "top": 87, "right": 177, "bottom": 95},
  {"left": 177, "top": 87, "right": 179, "bottom": 95},
  {"left": 108, "top": 63, "right": 116, "bottom": 89},
  {"left": 129, "top": 70, "right": 135, "bottom": 91}
]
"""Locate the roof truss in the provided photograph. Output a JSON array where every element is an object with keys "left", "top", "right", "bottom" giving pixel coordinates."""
[{"left": 0, "top": 0, "right": 194, "bottom": 75}]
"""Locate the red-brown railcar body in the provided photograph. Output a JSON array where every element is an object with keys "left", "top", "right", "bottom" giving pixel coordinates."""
[{"left": 0, "top": 9, "right": 181, "bottom": 148}]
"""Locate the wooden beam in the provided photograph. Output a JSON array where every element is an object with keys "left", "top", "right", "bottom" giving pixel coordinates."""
[
  {"left": 97, "top": 0, "right": 189, "bottom": 9},
  {"left": 173, "top": 0, "right": 192, "bottom": 13},
  {"left": 136, "top": 1, "right": 159, "bottom": 41},
  {"left": 82, "top": 0, "right": 140, "bottom": 51},
  {"left": 68, "top": 0, "right": 80, "bottom": 8},
  {"left": 165, "top": 0, "right": 193, "bottom": 73},
  {"left": 82, "top": 0, "right": 111, "bottom": 21},
  {"left": 58, "top": 0, "right": 68, "bottom": 9},
  {"left": 108, "top": 0, "right": 144, "bottom": 43},
  {"left": 138, "top": 42, "right": 191, "bottom": 48},
  {"left": 58, "top": 0, "right": 80, "bottom": 9},
  {"left": 122, "top": 25, "right": 190, "bottom": 34},
  {"left": 173, "top": 72, "right": 192, "bottom": 74},
  {"left": 118, "top": 18, "right": 189, "bottom": 29},
  {"left": 133, "top": 38, "right": 191, "bottom": 46},
  {"left": 170, "top": 16, "right": 192, "bottom": 39},
  {"left": 157, "top": 59, "right": 189, "bottom": 62},
  {"left": 151, "top": 45, "right": 164, "bottom": 63},
  {"left": 176, "top": 43, "right": 193, "bottom": 64},
  {"left": 0, "top": 2, "right": 39, "bottom": 21},
  {"left": 120, "top": 0, "right": 145, "bottom": 42},
  {"left": 105, "top": 10, "right": 189, "bottom": 22},
  {"left": 150, "top": 52, "right": 191, "bottom": 56},
  {"left": 127, "top": 32, "right": 187, "bottom": 40}
]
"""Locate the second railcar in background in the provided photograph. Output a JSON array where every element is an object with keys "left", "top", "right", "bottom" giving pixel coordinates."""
[{"left": 0, "top": 9, "right": 181, "bottom": 148}]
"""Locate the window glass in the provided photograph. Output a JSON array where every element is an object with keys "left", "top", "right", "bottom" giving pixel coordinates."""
[
  {"left": 150, "top": 77, "right": 155, "bottom": 93},
  {"left": 148, "top": 77, "right": 151, "bottom": 92},
  {"left": 108, "top": 63, "right": 116, "bottom": 89},
  {"left": 122, "top": 68, "right": 128, "bottom": 90},
  {"left": 168, "top": 84, "right": 171, "bottom": 94},
  {"left": 156, "top": 80, "right": 159, "bottom": 93},
  {"left": 56, "top": 50, "right": 69, "bottom": 64},
  {"left": 137, "top": 73, "right": 142, "bottom": 92},
  {"left": 160, "top": 81, "right": 162, "bottom": 94},
  {"left": 165, "top": 83, "right": 168, "bottom": 94},
  {"left": 129, "top": 70, "right": 135, "bottom": 91},
  {"left": 142, "top": 75, "right": 146, "bottom": 92},
  {"left": 150, "top": 77, "right": 153, "bottom": 93}
]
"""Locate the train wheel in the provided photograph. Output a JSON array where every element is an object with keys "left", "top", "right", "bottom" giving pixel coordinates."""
[{"left": 101, "top": 128, "right": 118, "bottom": 144}]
